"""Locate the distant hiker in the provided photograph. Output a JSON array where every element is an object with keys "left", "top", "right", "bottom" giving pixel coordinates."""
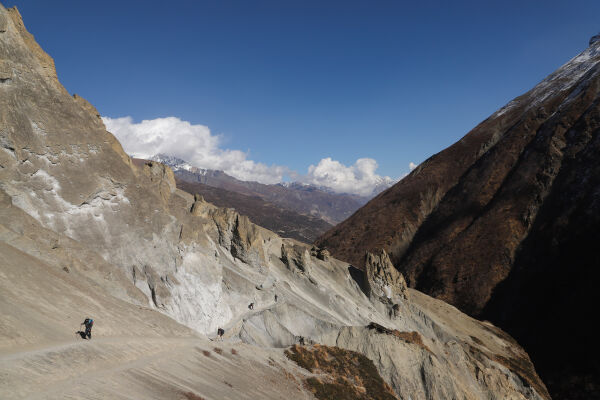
[
  {"left": 248, "top": 302, "right": 254, "bottom": 310},
  {"left": 217, "top": 328, "right": 225, "bottom": 339},
  {"left": 274, "top": 294, "right": 278, "bottom": 302},
  {"left": 80, "top": 318, "right": 94, "bottom": 340},
  {"left": 298, "top": 336, "right": 305, "bottom": 346}
]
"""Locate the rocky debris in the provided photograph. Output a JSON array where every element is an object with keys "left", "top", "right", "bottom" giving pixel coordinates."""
[
  {"left": 363, "top": 249, "right": 408, "bottom": 304},
  {"left": 316, "top": 26, "right": 600, "bottom": 399},
  {"left": 0, "top": 4, "right": 550, "bottom": 400}
]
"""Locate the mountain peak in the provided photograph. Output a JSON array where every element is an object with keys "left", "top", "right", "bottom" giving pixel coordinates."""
[
  {"left": 149, "top": 153, "right": 210, "bottom": 175},
  {"left": 590, "top": 33, "right": 600, "bottom": 46}
]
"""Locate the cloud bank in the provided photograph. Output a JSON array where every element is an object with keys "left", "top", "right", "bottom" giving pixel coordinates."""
[
  {"left": 103, "top": 116, "right": 287, "bottom": 184},
  {"left": 298, "top": 157, "right": 396, "bottom": 197},
  {"left": 103, "top": 116, "right": 396, "bottom": 196}
]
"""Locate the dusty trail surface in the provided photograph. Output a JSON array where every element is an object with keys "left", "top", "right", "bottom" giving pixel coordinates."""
[{"left": 0, "top": 335, "right": 312, "bottom": 400}]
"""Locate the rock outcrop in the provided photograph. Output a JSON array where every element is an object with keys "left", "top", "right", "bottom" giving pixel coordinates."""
[
  {"left": 281, "top": 242, "right": 312, "bottom": 274},
  {"left": 363, "top": 249, "right": 408, "bottom": 305},
  {"left": 0, "top": 4, "right": 550, "bottom": 399},
  {"left": 317, "top": 34, "right": 600, "bottom": 399}
]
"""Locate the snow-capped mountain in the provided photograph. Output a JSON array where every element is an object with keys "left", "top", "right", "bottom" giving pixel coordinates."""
[{"left": 150, "top": 153, "right": 206, "bottom": 174}]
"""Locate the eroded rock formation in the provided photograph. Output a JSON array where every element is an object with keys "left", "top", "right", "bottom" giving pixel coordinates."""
[{"left": 363, "top": 249, "right": 408, "bottom": 304}]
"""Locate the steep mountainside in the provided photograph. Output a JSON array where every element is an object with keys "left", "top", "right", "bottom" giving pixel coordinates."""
[
  {"left": 317, "top": 35, "right": 600, "bottom": 398},
  {"left": 0, "top": 5, "right": 549, "bottom": 400},
  {"left": 176, "top": 175, "right": 333, "bottom": 243},
  {"left": 154, "top": 154, "right": 369, "bottom": 224}
]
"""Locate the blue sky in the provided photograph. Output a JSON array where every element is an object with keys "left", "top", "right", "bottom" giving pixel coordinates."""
[{"left": 8, "top": 0, "right": 600, "bottom": 194}]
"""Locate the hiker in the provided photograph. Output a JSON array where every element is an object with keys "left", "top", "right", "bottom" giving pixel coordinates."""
[
  {"left": 274, "top": 294, "right": 278, "bottom": 302},
  {"left": 217, "top": 328, "right": 225, "bottom": 340},
  {"left": 80, "top": 318, "right": 94, "bottom": 339},
  {"left": 248, "top": 302, "right": 254, "bottom": 310}
]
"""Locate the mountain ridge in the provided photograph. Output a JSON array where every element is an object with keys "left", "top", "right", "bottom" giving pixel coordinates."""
[
  {"left": 151, "top": 152, "right": 372, "bottom": 225},
  {"left": 316, "top": 33, "right": 600, "bottom": 399},
  {"left": 151, "top": 152, "right": 396, "bottom": 200}
]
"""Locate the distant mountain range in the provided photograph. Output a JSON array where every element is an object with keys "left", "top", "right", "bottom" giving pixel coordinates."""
[
  {"left": 144, "top": 153, "right": 384, "bottom": 242},
  {"left": 150, "top": 153, "right": 395, "bottom": 202},
  {"left": 150, "top": 154, "right": 384, "bottom": 220}
]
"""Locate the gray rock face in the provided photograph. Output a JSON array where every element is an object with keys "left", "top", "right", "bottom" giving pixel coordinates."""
[
  {"left": 590, "top": 33, "right": 600, "bottom": 46},
  {"left": 0, "top": 4, "right": 549, "bottom": 399},
  {"left": 364, "top": 249, "right": 409, "bottom": 303},
  {"left": 281, "top": 242, "right": 311, "bottom": 274},
  {"left": 0, "top": 11, "right": 7, "bottom": 32}
]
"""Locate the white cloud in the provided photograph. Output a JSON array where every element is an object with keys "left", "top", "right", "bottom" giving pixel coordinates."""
[
  {"left": 102, "top": 116, "right": 397, "bottom": 196},
  {"left": 409, "top": 162, "right": 418, "bottom": 171},
  {"left": 102, "top": 116, "right": 287, "bottom": 184},
  {"left": 299, "top": 157, "right": 396, "bottom": 197}
]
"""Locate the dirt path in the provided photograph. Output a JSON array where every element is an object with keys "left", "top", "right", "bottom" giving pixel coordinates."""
[{"left": 0, "top": 335, "right": 312, "bottom": 400}]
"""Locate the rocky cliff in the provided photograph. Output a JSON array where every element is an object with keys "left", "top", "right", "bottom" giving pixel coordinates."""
[
  {"left": 0, "top": 4, "right": 549, "bottom": 399},
  {"left": 317, "top": 33, "right": 600, "bottom": 399}
]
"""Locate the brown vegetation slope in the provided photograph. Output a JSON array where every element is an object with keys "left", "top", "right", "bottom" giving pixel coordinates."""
[
  {"left": 174, "top": 167, "right": 367, "bottom": 225},
  {"left": 285, "top": 344, "right": 398, "bottom": 400},
  {"left": 176, "top": 178, "right": 333, "bottom": 243},
  {"left": 317, "top": 37, "right": 600, "bottom": 398}
]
